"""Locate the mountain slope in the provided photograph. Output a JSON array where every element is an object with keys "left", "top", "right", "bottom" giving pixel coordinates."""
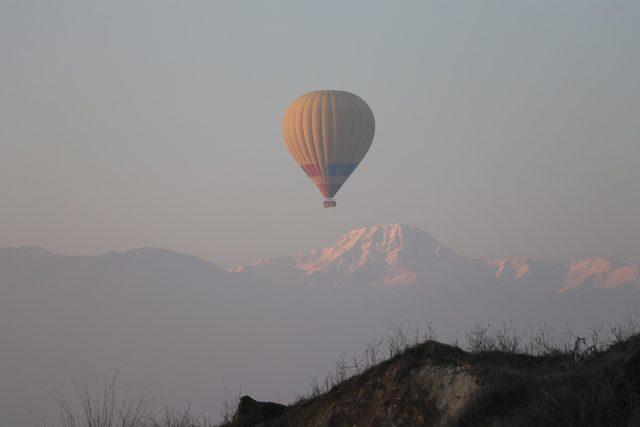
[{"left": 0, "top": 247, "right": 293, "bottom": 426}]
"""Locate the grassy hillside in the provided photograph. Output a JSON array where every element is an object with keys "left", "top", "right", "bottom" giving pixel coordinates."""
[{"left": 226, "top": 326, "right": 640, "bottom": 426}]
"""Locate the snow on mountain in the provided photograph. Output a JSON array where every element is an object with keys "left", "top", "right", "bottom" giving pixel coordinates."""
[
  {"left": 235, "top": 224, "right": 640, "bottom": 292},
  {"left": 562, "top": 258, "right": 640, "bottom": 291},
  {"left": 486, "top": 258, "right": 536, "bottom": 279}
]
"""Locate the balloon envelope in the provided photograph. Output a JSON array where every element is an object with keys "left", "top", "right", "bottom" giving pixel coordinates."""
[{"left": 282, "top": 90, "right": 375, "bottom": 201}]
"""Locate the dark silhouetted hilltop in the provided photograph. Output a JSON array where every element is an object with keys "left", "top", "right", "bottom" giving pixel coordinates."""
[{"left": 226, "top": 333, "right": 640, "bottom": 427}]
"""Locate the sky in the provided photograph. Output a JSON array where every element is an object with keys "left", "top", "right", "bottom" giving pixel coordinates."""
[{"left": 1, "top": 0, "right": 639, "bottom": 267}]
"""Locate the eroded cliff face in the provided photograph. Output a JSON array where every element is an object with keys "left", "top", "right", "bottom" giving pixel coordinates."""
[
  {"left": 227, "top": 336, "right": 640, "bottom": 427},
  {"left": 232, "top": 343, "right": 478, "bottom": 427},
  {"left": 283, "top": 362, "right": 477, "bottom": 426}
]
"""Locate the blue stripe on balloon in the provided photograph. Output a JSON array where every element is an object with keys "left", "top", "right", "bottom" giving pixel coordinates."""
[{"left": 327, "top": 163, "right": 356, "bottom": 176}]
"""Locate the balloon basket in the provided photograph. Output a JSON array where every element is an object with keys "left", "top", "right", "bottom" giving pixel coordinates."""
[{"left": 323, "top": 199, "right": 337, "bottom": 208}]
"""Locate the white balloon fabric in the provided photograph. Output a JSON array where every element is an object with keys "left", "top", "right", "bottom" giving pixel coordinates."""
[{"left": 282, "top": 90, "right": 375, "bottom": 204}]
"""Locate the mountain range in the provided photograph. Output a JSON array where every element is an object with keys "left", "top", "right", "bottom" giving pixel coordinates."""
[
  {"left": 1, "top": 224, "right": 638, "bottom": 426},
  {"left": 234, "top": 223, "right": 640, "bottom": 291}
]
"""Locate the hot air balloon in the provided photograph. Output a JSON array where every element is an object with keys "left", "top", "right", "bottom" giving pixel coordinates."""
[{"left": 282, "top": 90, "right": 375, "bottom": 207}]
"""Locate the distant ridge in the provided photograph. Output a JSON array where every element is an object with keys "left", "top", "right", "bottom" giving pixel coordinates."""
[
  {"left": 0, "top": 246, "right": 51, "bottom": 258},
  {"left": 4, "top": 226, "right": 639, "bottom": 292}
]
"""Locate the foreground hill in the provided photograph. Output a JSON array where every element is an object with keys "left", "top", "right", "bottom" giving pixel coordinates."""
[{"left": 227, "top": 334, "right": 640, "bottom": 427}]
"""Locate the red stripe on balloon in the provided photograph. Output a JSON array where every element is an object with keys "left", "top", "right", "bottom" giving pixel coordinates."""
[
  {"left": 317, "top": 183, "right": 342, "bottom": 198},
  {"left": 300, "top": 164, "right": 322, "bottom": 177}
]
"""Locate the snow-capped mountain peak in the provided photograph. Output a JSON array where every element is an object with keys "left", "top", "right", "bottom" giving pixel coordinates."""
[
  {"left": 294, "top": 224, "right": 440, "bottom": 270},
  {"left": 234, "top": 224, "right": 463, "bottom": 287}
]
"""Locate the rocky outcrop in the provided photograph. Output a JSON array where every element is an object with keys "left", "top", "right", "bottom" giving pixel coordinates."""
[
  {"left": 224, "top": 336, "right": 640, "bottom": 427},
  {"left": 226, "top": 342, "right": 478, "bottom": 426},
  {"left": 231, "top": 396, "right": 287, "bottom": 427}
]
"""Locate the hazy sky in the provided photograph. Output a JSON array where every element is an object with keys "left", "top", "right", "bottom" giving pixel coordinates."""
[{"left": 1, "top": 1, "right": 639, "bottom": 267}]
